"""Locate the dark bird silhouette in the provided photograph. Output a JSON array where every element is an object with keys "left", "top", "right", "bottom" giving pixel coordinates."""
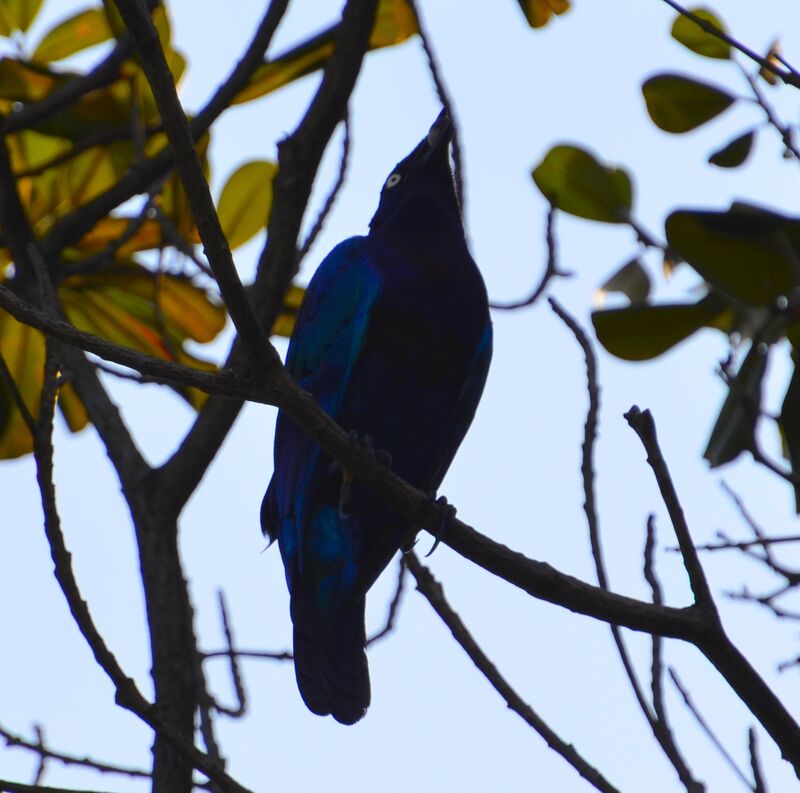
[{"left": 262, "top": 110, "right": 492, "bottom": 724}]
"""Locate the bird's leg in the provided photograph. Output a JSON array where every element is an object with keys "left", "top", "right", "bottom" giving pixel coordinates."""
[
  {"left": 425, "top": 495, "right": 457, "bottom": 556},
  {"left": 401, "top": 495, "right": 457, "bottom": 555},
  {"left": 328, "top": 431, "right": 392, "bottom": 518}
]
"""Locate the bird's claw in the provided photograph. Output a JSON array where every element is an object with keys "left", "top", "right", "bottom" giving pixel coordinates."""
[{"left": 425, "top": 495, "right": 456, "bottom": 557}]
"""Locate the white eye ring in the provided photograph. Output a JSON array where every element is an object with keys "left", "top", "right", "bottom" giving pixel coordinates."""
[{"left": 385, "top": 173, "right": 402, "bottom": 188}]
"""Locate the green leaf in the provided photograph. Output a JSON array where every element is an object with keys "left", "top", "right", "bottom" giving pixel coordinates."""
[
  {"left": 217, "top": 160, "right": 278, "bottom": 250},
  {"left": 32, "top": 8, "right": 112, "bottom": 63},
  {"left": 516, "top": 0, "right": 571, "bottom": 28},
  {"left": 642, "top": 73, "right": 735, "bottom": 133},
  {"left": 233, "top": 0, "right": 418, "bottom": 105},
  {"left": 532, "top": 145, "right": 633, "bottom": 223},
  {"left": 780, "top": 360, "right": 800, "bottom": 511},
  {"left": 671, "top": 8, "right": 730, "bottom": 59},
  {"left": 666, "top": 206, "right": 800, "bottom": 305},
  {"left": 0, "top": 0, "right": 44, "bottom": 36},
  {"left": 596, "top": 258, "right": 651, "bottom": 305},
  {"left": 704, "top": 342, "right": 769, "bottom": 467},
  {"left": 708, "top": 130, "right": 754, "bottom": 168},
  {"left": 591, "top": 294, "right": 731, "bottom": 361}
]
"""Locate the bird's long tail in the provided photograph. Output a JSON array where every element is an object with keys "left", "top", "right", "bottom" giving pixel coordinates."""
[{"left": 291, "top": 593, "right": 371, "bottom": 725}]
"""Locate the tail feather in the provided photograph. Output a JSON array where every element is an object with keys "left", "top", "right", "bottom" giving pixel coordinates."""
[{"left": 291, "top": 595, "right": 370, "bottom": 725}]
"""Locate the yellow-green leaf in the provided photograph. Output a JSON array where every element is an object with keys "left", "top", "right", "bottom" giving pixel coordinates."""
[
  {"left": 272, "top": 284, "right": 305, "bottom": 338},
  {"left": 642, "top": 73, "right": 735, "bottom": 133},
  {"left": 532, "top": 144, "right": 632, "bottom": 223},
  {"left": 217, "top": 160, "right": 278, "bottom": 250},
  {"left": 369, "top": 0, "right": 418, "bottom": 46},
  {"left": 708, "top": 130, "right": 754, "bottom": 168},
  {"left": 68, "top": 217, "right": 165, "bottom": 258},
  {"left": 0, "top": 0, "right": 44, "bottom": 36},
  {"left": 671, "top": 8, "right": 730, "bottom": 59},
  {"left": 0, "top": 309, "right": 44, "bottom": 458},
  {"left": 56, "top": 380, "right": 89, "bottom": 433},
  {"left": 32, "top": 8, "right": 112, "bottom": 63},
  {"left": 666, "top": 206, "right": 800, "bottom": 305},
  {"left": 592, "top": 294, "right": 730, "bottom": 361},
  {"left": 516, "top": 0, "right": 570, "bottom": 28},
  {"left": 759, "top": 40, "right": 781, "bottom": 86},
  {"left": 233, "top": 0, "right": 417, "bottom": 105},
  {"left": 0, "top": 58, "right": 66, "bottom": 102}
]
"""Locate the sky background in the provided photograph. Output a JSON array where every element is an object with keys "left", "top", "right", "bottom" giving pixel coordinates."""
[{"left": 3, "top": 1, "right": 800, "bottom": 791}]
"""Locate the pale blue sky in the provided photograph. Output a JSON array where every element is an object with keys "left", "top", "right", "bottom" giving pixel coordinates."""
[{"left": 3, "top": 1, "right": 800, "bottom": 791}]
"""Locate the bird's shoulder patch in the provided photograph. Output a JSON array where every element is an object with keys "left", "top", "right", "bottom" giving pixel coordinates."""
[{"left": 286, "top": 237, "right": 383, "bottom": 388}]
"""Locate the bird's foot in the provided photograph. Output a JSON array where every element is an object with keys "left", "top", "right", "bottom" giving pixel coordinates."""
[
  {"left": 330, "top": 431, "right": 393, "bottom": 518},
  {"left": 424, "top": 495, "right": 457, "bottom": 557}
]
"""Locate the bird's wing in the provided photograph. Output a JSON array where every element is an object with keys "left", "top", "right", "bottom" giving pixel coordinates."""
[
  {"left": 425, "top": 320, "right": 493, "bottom": 492},
  {"left": 265, "top": 238, "right": 382, "bottom": 557}
]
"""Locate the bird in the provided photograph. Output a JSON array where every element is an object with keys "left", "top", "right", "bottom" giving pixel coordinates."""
[{"left": 261, "top": 109, "right": 492, "bottom": 725}]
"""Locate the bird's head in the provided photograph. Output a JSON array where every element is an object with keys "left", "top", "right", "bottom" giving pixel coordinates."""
[{"left": 368, "top": 109, "right": 460, "bottom": 234}]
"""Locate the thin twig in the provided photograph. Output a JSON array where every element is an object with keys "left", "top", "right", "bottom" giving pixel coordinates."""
[
  {"left": 624, "top": 406, "right": 716, "bottom": 611},
  {"left": 551, "top": 296, "right": 701, "bottom": 789},
  {"left": 297, "top": 111, "right": 351, "bottom": 262},
  {"left": 0, "top": 722, "right": 150, "bottom": 781},
  {"left": 367, "top": 556, "right": 407, "bottom": 645},
  {"left": 408, "top": 0, "right": 464, "bottom": 212},
  {"left": 492, "top": 204, "right": 566, "bottom": 310},
  {"left": 0, "top": 781, "right": 118, "bottom": 793},
  {"left": 749, "top": 728, "right": 768, "bottom": 793},
  {"left": 740, "top": 66, "right": 800, "bottom": 161},
  {"left": 657, "top": 0, "right": 800, "bottom": 88},
  {"left": 644, "top": 518, "right": 703, "bottom": 792},
  {"left": 406, "top": 552, "right": 620, "bottom": 793},
  {"left": 669, "top": 669, "right": 755, "bottom": 791},
  {"left": 213, "top": 592, "right": 249, "bottom": 718}
]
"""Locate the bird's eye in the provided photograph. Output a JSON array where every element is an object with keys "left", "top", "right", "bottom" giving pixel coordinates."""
[{"left": 385, "top": 173, "right": 402, "bottom": 189}]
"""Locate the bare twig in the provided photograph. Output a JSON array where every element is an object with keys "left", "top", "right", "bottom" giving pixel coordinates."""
[
  {"left": 367, "top": 556, "right": 407, "bottom": 645},
  {"left": 740, "top": 66, "right": 800, "bottom": 161},
  {"left": 625, "top": 406, "right": 716, "bottom": 611},
  {"left": 212, "top": 593, "right": 249, "bottom": 718},
  {"left": 749, "top": 728, "right": 768, "bottom": 793},
  {"left": 406, "top": 552, "right": 620, "bottom": 793},
  {"left": 644, "top": 518, "right": 703, "bottom": 792},
  {"left": 492, "top": 205, "right": 566, "bottom": 310},
  {"left": 408, "top": 0, "right": 464, "bottom": 212},
  {"left": 0, "top": 722, "right": 149, "bottom": 781},
  {"left": 670, "top": 669, "right": 755, "bottom": 791},
  {"left": 657, "top": 0, "right": 800, "bottom": 88},
  {"left": 0, "top": 781, "right": 118, "bottom": 793},
  {"left": 297, "top": 111, "right": 351, "bottom": 262}
]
